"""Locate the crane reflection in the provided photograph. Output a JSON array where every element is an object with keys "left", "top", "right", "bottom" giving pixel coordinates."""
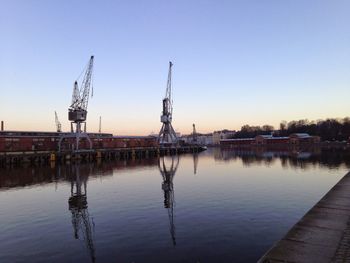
[
  {"left": 68, "top": 165, "right": 96, "bottom": 263},
  {"left": 158, "top": 155, "right": 179, "bottom": 246},
  {"left": 193, "top": 152, "right": 198, "bottom": 175}
]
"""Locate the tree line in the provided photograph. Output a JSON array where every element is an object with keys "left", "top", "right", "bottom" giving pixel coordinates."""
[{"left": 232, "top": 118, "right": 350, "bottom": 141}]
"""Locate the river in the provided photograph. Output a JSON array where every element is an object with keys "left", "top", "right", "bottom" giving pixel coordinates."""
[{"left": 0, "top": 147, "right": 349, "bottom": 262}]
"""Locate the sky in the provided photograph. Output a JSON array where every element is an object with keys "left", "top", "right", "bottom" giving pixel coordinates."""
[{"left": 1, "top": 0, "right": 350, "bottom": 135}]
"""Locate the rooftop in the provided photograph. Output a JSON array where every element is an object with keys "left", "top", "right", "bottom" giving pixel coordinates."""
[{"left": 290, "top": 133, "right": 311, "bottom": 138}]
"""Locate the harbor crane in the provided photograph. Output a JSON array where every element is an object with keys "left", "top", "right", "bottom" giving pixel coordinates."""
[
  {"left": 59, "top": 56, "right": 94, "bottom": 152},
  {"left": 55, "top": 111, "right": 62, "bottom": 132},
  {"left": 158, "top": 62, "right": 178, "bottom": 147},
  {"left": 69, "top": 56, "right": 94, "bottom": 134},
  {"left": 158, "top": 155, "right": 179, "bottom": 246}
]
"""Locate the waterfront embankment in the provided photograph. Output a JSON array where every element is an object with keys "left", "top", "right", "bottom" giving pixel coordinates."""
[{"left": 258, "top": 171, "right": 350, "bottom": 262}]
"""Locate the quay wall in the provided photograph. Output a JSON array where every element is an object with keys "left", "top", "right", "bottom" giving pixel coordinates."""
[
  {"left": 0, "top": 146, "right": 205, "bottom": 167},
  {"left": 258, "top": 171, "right": 350, "bottom": 263}
]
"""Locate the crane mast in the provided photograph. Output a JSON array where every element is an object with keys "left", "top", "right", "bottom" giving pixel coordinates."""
[
  {"left": 158, "top": 62, "right": 178, "bottom": 147},
  {"left": 164, "top": 62, "right": 173, "bottom": 118}
]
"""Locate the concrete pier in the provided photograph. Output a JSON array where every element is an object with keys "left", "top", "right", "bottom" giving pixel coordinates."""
[
  {"left": 0, "top": 146, "right": 206, "bottom": 167},
  {"left": 258, "top": 171, "right": 350, "bottom": 263}
]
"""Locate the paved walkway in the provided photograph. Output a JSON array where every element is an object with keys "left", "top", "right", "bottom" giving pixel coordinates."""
[{"left": 258, "top": 172, "right": 350, "bottom": 263}]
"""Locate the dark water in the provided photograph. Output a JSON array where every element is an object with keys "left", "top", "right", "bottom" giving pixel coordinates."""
[{"left": 1, "top": 148, "right": 350, "bottom": 263}]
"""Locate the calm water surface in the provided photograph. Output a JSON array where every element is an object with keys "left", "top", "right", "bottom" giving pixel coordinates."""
[{"left": 1, "top": 148, "right": 350, "bottom": 263}]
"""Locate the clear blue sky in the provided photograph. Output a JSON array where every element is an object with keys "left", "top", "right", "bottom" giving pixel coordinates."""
[{"left": 1, "top": 0, "right": 349, "bottom": 135}]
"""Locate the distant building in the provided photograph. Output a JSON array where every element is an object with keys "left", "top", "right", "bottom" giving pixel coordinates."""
[
  {"left": 213, "top": 130, "right": 236, "bottom": 145},
  {"left": 181, "top": 133, "right": 213, "bottom": 146},
  {"left": 289, "top": 133, "right": 320, "bottom": 144},
  {"left": 255, "top": 135, "right": 289, "bottom": 145},
  {"left": 212, "top": 132, "right": 221, "bottom": 145},
  {"left": 220, "top": 133, "right": 320, "bottom": 147},
  {"left": 220, "top": 138, "right": 255, "bottom": 147},
  {"left": 198, "top": 134, "right": 214, "bottom": 146}
]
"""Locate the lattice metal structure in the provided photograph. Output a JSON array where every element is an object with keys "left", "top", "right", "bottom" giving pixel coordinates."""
[
  {"left": 158, "top": 62, "right": 178, "bottom": 147},
  {"left": 59, "top": 56, "right": 94, "bottom": 152},
  {"left": 55, "top": 111, "right": 62, "bottom": 132}
]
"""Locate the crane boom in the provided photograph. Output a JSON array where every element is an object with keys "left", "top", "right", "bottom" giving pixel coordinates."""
[
  {"left": 70, "top": 56, "right": 94, "bottom": 112},
  {"left": 55, "top": 111, "right": 62, "bottom": 132},
  {"left": 69, "top": 56, "right": 94, "bottom": 124},
  {"left": 164, "top": 61, "right": 173, "bottom": 116}
]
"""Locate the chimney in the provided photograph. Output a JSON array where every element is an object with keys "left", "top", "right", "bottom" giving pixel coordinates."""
[{"left": 1, "top": 121, "right": 3, "bottom": 131}]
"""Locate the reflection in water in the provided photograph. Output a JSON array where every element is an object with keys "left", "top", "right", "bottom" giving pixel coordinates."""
[
  {"left": 68, "top": 165, "right": 96, "bottom": 263},
  {"left": 213, "top": 147, "right": 350, "bottom": 170},
  {"left": 193, "top": 153, "right": 198, "bottom": 175},
  {"left": 1, "top": 149, "right": 350, "bottom": 262},
  {"left": 158, "top": 156, "right": 179, "bottom": 246},
  {"left": 1, "top": 148, "right": 350, "bottom": 191},
  {"left": 0, "top": 158, "right": 159, "bottom": 189}
]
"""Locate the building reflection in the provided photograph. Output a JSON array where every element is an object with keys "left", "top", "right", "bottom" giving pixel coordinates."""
[
  {"left": 0, "top": 158, "right": 159, "bottom": 189},
  {"left": 158, "top": 155, "right": 179, "bottom": 246},
  {"left": 2, "top": 148, "right": 350, "bottom": 190},
  {"left": 213, "top": 147, "right": 350, "bottom": 170},
  {"left": 0, "top": 158, "right": 160, "bottom": 263},
  {"left": 68, "top": 165, "right": 96, "bottom": 263}
]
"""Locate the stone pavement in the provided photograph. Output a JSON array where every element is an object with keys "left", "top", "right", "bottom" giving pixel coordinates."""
[{"left": 258, "top": 172, "right": 350, "bottom": 263}]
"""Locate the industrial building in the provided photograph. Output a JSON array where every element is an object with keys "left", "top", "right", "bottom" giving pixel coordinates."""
[{"left": 220, "top": 133, "right": 320, "bottom": 147}]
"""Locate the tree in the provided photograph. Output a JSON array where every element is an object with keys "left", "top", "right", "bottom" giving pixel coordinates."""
[{"left": 232, "top": 117, "right": 350, "bottom": 141}]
